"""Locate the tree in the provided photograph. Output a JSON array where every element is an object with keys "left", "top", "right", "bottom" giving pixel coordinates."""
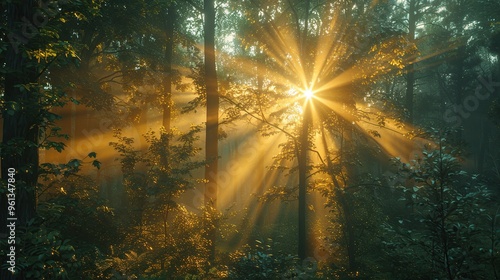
[
  {"left": 1, "top": 1, "right": 79, "bottom": 277},
  {"left": 204, "top": 0, "right": 219, "bottom": 263},
  {"left": 1, "top": 3, "right": 40, "bottom": 279},
  {"left": 109, "top": 125, "right": 207, "bottom": 277},
  {"left": 162, "top": 3, "right": 176, "bottom": 132},
  {"left": 405, "top": 0, "right": 418, "bottom": 123},
  {"left": 1, "top": 0, "right": 39, "bottom": 219},
  {"left": 384, "top": 140, "right": 495, "bottom": 279},
  {"left": 227, "top": 0, "right": 411, "bottom": 266}
]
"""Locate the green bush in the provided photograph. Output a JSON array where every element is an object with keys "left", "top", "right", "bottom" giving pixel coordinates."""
[{"left": 228, "top": 241, "right": 318, "bottom": 279}]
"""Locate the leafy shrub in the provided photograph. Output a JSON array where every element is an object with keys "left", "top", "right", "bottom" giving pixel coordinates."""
[
  {"left": 228, "top": 240, "right": 318, "bottom": 279},
  {"left": 382, "top": 142, "right": 496, "bottom": 279},
  {"left": 0, "top": 205, "right": 79, "bottom": 279}
]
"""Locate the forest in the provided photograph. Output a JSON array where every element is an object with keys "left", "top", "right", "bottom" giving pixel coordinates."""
[{"left": 1, "top": 0, "right": 500, "bottom": 279}]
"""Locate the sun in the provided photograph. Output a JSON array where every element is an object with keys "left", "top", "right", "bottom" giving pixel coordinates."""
[{"left": 303, "top": 88, "right": 314, "bottom": 99}]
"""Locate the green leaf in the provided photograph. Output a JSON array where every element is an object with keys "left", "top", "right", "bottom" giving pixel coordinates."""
[
  {"left": 88, "top": 152, "right": 97, "bottom": 158},
  {"left": 67, "top": 159, "right": 81, "bottom": 169},
  {"left": 92, "top": 160, "right": 101, "bottom": 169}
]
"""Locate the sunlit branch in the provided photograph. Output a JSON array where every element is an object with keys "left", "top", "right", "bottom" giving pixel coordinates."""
[
  {"left": 356, "top": 119, "right": 406, "bottom": 136},
  {"left": 308, "top": 147, "right": 326, "bottom": 166},
  {"left": 307, "top": 169, "right": 323, "bottom": 179},
  {"left": 98, "top": 71, "right": 123, "bottom": 83},
  {"left": 36, "top": 54, "right": 60, "bottom": 80},
  {"left": 220, "top": 95, "right": 297, "bottom": 143}
]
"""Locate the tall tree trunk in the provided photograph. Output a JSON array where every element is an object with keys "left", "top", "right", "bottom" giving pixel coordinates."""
[
  {"left": 337, "top": 190, "right": 357, "bottom": 272},
  {"left": 298, "top": 103, "right": 309, "bottom": 260},
  {"left": 1, "top": 2, "right": 39, "bottom": 279},
  {"left": 160, "top": 6, "right": 176, "bottom": 271},
  {"left": 163, "top": 5, "right": 175, "bottom": 132},
  {"left": 204, "top": 0, "right": 218, "bottom": 263},
  {"left": 405, "top": 0, "right": 417, "bottom": 123},
  {"left": 320, "top": 123, "right": 357, "bottom": 271},
  {"left": 297, "top": 0, "right": 311, "bottom": 261},
  {"left": 159, "top": 4, "right": 175, "bottom": 184},
  {"left": 450, "top": 1, "right": 466, "bottom": 142}
]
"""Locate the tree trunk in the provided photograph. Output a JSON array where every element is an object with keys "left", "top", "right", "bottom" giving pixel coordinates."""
[
  {"left": 204, "top": 0, "right": 219, "bottom": 264},
  {"left": 405, "top": 0, "right": 417, "bottom": 123},
  {"left": 1, "top": 1, "right": 39, "bottom": 279},
  {"left": 297, "top": 0, "right": 311, "bottom": 261},
  {"left": 337, "top": 190, "right": 357, "bottom": 272},
  {"left": 320, "top": 123, "right": 357, "bottom": 271},
  {"left": 298, "top": 103, "right": 309, "bottom": 260},
  {"left": 159, "top": 4, "right": 175, "bottom": 188},
  {"left": 162, "top": 4, "right": 175, "bottom": 132},
  {"left": 451, "top": 1, "right": 467, "bottom": 142}
]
